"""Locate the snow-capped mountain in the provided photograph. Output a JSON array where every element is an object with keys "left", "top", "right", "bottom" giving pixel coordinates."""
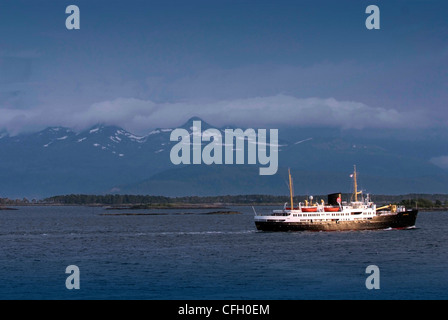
[
  {"left": 1, "top": 117, "right": 448, "bottom": 199},
  {"left": 0, "top": 122, "right": 176, "bottom": 198}
]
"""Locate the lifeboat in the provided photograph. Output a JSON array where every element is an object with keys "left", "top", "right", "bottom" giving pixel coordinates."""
[
  {"left": 301, "top": 207, "right": 318, "bottom": 212},
  {"left": 324, "top": 206, "right": 340, "bottom": 212}
]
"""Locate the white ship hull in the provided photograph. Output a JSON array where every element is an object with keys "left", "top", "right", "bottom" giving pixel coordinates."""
[{"left": 254, "top": 203, "right": 418, "bottom": 232}]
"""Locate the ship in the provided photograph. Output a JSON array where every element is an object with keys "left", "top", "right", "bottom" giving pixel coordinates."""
[{"left": 254, "top": 166, "right": 418, "bottom": 232}]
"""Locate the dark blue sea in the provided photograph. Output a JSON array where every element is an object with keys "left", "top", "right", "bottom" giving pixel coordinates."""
[{"left": 1, "top": 206, "right": 447, "bottom": 300}]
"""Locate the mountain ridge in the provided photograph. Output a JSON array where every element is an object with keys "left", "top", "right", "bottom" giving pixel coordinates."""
[{"left": 1, "top": 117, "right": 447, "bottom": 198}]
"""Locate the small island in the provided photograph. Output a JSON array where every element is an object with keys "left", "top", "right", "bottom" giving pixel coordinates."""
[
  {"left": 100, "top": 210, "right": 241, "bottom": 216},
  {"left": 106, "top": 203, "right": 228, "bottom": 210}
]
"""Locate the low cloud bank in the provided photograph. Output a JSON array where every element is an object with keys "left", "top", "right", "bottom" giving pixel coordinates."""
[{"left": 0, "top": 94, "right": 429, "bottom": 135}]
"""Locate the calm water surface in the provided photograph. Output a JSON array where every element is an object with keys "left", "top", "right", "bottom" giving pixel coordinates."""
[{"left": 0, "top": 206, "right": 447, "bottom": 299}]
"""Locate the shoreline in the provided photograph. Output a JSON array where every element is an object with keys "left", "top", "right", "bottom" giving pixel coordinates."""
[
  {"left": 2, "top": 203, "right": 448, "bottom": 212},
  {"left": 100, "top": 210, "right": 241, "bottom": 216}
]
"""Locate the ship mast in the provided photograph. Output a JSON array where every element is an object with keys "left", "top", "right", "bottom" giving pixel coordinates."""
[
  {"left": 352, "top": 165, "right": 362, "bottom": 202},
  {"left": 288, "top": 168, "right": 294, "bottom": 209}
]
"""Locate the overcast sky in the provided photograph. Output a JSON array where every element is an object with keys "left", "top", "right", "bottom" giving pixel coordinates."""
[{"left": 0, "top": 0, "right": 447, "bottom": 135}]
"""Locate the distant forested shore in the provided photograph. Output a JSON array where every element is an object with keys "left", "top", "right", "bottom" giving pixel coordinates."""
[{"left": 2, "top": 193, "right": 448, "bottom": 210}]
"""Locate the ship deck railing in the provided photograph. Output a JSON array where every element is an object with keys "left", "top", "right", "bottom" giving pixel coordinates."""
[{"left": 271, "top": 212, "right": 290, "bottom": 216}]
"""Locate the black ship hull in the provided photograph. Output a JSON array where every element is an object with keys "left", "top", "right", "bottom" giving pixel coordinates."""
[{"left": 255, "top": 209, "right": 418, "bottom": 232}]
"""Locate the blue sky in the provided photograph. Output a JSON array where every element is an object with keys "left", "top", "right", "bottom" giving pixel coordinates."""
[{"left": 0, "top": 0, "right": 447, "bottom": 135}]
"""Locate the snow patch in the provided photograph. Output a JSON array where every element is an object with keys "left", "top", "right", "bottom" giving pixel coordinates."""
[
  {"left": 110, "top": 136, "right": 121, "bottom": 143},
  {"left": 127, "top": 134, "right": 145, "bottom": 141}
]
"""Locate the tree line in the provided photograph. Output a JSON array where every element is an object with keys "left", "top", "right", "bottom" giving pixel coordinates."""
[
  {"left": 2, "top": 193, "right": 448, "bottom": 208},
  {"left": 24, "top": 193, "right": 448, "bottom": 207}
]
